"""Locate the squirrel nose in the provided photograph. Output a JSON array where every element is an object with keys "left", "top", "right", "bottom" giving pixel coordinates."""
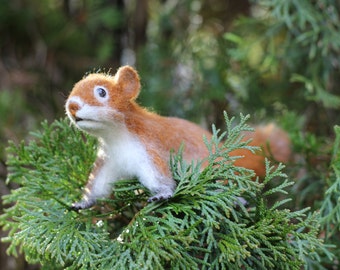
[{"left": 68, "top": 102, "right": 80, "bottom": 117}]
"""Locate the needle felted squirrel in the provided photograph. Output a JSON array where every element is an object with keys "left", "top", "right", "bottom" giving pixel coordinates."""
[{"left": 65, "top": 65, "right": 291, "bottom": 210}]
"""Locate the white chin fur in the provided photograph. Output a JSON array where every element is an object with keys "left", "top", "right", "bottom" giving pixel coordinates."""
[
  {"left": 74, "top": 113, "right": 124, "bottom": 138},
  {"left": 76, "top": 120, "right": 106, "bottom": 132},
  {"left": 65, "top": 97, "right": 125, "bottom": 136}
]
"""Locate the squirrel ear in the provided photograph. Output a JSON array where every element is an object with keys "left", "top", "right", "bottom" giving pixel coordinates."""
[{"left": 115, "top": 66, "right": 141, "bottom": 100}]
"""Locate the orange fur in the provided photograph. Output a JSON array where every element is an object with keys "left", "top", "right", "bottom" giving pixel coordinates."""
[{"left": 232, "top": 124, "right": 291, "bottom": 177}]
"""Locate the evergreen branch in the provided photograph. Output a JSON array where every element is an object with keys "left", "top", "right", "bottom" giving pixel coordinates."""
[{"left": 0, "top": 116, "right": 334, "bottom": 269}]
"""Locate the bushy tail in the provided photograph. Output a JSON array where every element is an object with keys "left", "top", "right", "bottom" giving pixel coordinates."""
[{"left": 231, "top": 123, "right": 291, "bottom": 177}]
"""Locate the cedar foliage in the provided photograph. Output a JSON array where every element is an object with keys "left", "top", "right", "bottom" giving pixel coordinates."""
[{"left": 0, "top": 114, "right": 334, "bottom": 269}]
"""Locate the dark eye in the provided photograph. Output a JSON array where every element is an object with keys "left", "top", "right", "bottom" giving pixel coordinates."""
[
  {"left": 94, "top": 86, "right": 109, "bottom": 101},
  {"left": 97, "top": 87, "right": 107, "bottom": 98}
]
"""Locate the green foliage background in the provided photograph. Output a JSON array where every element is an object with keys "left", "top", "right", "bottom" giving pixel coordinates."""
[{"left": 1, "top": 0, "right": 340, "bottom": 269}]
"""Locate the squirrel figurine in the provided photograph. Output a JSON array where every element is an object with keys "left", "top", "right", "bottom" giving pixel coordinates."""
[{"left": 65, "top": 65, "right": 291, "bottom": 210}]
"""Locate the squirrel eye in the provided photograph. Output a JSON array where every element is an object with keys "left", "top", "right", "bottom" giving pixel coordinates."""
[
  {"left": 97, "top": 87, "right": 107, "bottom": 97},
  {"left": 94, "top": 86, "right": 109, "bottom": 101}
]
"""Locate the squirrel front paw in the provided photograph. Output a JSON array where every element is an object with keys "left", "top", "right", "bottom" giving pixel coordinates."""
[{"left": 71, "top": 198, "right": 96, "bottom": 211}]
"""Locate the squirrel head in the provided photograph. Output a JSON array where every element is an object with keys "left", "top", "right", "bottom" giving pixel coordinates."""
[{"left": 65, "top": 65, "right": 141, "bottom": 135}]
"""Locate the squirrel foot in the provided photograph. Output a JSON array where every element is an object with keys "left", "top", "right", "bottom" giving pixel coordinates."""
[
  {"left": 71, "top": 198, "right": 96, "bottom": 211},
  {"left": 147, "top": 192, "right": 173, "bottom": 203}
]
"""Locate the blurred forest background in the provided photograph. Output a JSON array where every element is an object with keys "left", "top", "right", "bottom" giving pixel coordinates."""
[{"left": 1, "top": 0, "right": 340, "bottom": 269}]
